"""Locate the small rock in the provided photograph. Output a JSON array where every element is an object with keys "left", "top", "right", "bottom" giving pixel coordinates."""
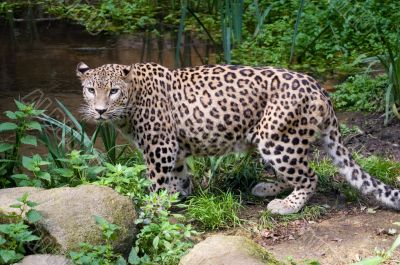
[
  {"left": 179, "top": 235, "right": 283, "bottom": 265},
  {"left": 13, "top": 254, "right": 71, "bottom": 265},
  {"left": 0, "top": 185, "right": 136, "bottom": 255}
]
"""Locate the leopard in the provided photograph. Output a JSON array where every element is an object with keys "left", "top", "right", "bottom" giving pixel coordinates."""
[{"left": 76, "top": 62, "right": 400, "bottom": 214}]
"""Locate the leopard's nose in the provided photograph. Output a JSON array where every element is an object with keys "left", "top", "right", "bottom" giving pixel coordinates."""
[{"left": 95, "top": 108, "right": 107, "bottom": 115}]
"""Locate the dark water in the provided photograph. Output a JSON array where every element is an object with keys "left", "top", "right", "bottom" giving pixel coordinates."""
[{"left": 0, "top": 20, "right": 214, "bottom": 120}]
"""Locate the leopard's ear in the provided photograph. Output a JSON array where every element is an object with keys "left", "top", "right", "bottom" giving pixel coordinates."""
[
  {"left": 76, "top": 62, "right": 90, "bottom": 77},
  {"left": 122, "top": 65, "right": 132, "bottom": 77}
]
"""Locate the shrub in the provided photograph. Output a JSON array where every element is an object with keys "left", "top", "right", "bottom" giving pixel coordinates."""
[{"left": 331, "top": 74, "right": 387, "bottom": 112}]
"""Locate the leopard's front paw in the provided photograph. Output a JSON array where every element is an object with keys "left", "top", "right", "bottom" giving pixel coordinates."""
[{"left": 267, "top": 199, "right": 300, "bottom": 215}]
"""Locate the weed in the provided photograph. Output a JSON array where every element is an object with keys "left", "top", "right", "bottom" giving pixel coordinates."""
[
  {"left": 52, "top": 150, "right": 105, "bottom": 186},
  {"left": 95, "top": 163, "right": 149, "bottom": 205},
  {"left": 0, "top": 100, "right": 44, "bottom": 187},
  {"left": 131, "top": 190, "right": 197, "bottom": 265},
  {"left": 186, "top": 190, "right": 242, "bottom": 230},
  {"left": 339, "top": 123, "right": 362, "bottom": 137},
  {"left": 69, "top": 216, "right": 126, "bottom": 265},
  {"left": 0, "top": 193, "right": 42, "bottom": 264}
]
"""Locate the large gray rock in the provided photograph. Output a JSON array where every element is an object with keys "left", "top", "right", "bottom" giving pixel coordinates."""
[
  {"left": 13, "top": 254, "right": 71, "bottom": 265},
  {"left": 179, "top": 235, "right": 283, "bottom": 265},
  {"left": 0, "top": 185, "right": 136, "bottom": 255}
]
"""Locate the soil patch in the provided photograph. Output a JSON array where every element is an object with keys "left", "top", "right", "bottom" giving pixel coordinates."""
[{"left": 336, "top": 112, "right": 400, "bottom": 160}]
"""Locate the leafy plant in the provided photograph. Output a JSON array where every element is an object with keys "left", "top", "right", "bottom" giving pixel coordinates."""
[
  {"left": 52, "top": 150, "right": 105, "bottom": 186},
  {"left": 95, "top": 163, "right": 149, "bottom": 204},
  {"left": 132, "top": 193, "right": 195, "bottom": 264},
  {"left": 130, "top": 190, "right": 197, "bottom": 265},
  {"left": 11, "top": 155, "right": 51, "bottom": 187},
  {"left": 186, "top": 190, "right": 242, "bottom": 230},
  {"left": 376, "top": 32, "right": 400, "bottom": 125},
  {"left": 0, "top": 193, "right": 42, "bottom": 264},
  {"left": 69, "top": 216, "right": 126, "bottom": 265},
  {"left": 331, "top": 74, "right": 387, "bottom": 112},
  {"left": 0, "top": 100, "right": 44, "bottom": 187}
]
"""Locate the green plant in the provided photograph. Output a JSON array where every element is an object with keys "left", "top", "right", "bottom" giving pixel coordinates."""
[
  {"left": 95, "top": 163, "right": 149, "bottom": 204},
  {"left": 129, "top": 190, "right": 197, "bottom": 265},
  {"left": 186, "top": 190, "right": 242, "bottom": 230},
  {"left": 0, "top": 193, "right": 42, "bottom": 264},
  {"left": 11, "top": 155, "right": 51, "bottom": 187},
  {"left": 69, "top": 216, "right": 126, "bottom": 265},
  {"left": 354, "top": 154, "right": 400, "bottom": 188},
  {"left": 187, "top": 152, "right": 264, "bottom": 194},
  {"left": 259, "top": 205, "right": 326, "bottom": 229},
  {"left": 339, "top": 123, "right": 362, "bottom": 137},
  {"left": 309, "top": 156, "right": 338, "bottom": 193},
  {"left": 331, "top": 74, "right": 388, "bottom": 112},
  {"left": 376, "top": 32, "right": 400, "bottom": 125},
  {"left": 0, "top": 100, "right": 44, "bottom": 187},
  {"left": 52, "top": 150, "right": 105, "bottom": 186}
]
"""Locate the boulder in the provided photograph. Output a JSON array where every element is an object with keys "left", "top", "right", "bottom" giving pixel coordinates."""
[
  {"left": 0, "top": 185, "right": 136, "bottom": 255},
  {"left": 13, "top": 254, "right": 71, "bottom": 265},
  {"left": 179, "top": 235, "right": 282, "bottom": 265}
]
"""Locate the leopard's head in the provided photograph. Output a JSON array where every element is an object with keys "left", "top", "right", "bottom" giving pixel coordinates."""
[{"left": 76, "top": 62, "right": 131, "bottom": 122}]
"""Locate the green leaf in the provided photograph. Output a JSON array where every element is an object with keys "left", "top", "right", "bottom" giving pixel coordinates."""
[
  {"left": 0, "top": 143, "right": 14, "bottom": 152},
  {"left": 22, "top": 156, "right": 35, "bottom": 171},
  {"left": 21, "top": 135, "right": 37, "bottom": 146},
  {"left": 0, "top": 236, "right": 6, "bottom": 245},
  {"left": 54, "top": 168, "right": 74, "bottom": 177},
  {"left": 152, "top": 236, "right": 160, "bottom": 249},
  {"left": 128, "top": 247, "right": 141, "bottom": 265},
  {"left": 351, "top": 256, "right": 384, "bottom": 265},
  {"left": 0, "top": 122, "right": 18, "bottom": 132},
  {"left": 18, "top": 192, "right": 29, "bottom": 203},
  {"left": 37, "top": 171, "right": 51, "bottom": 182},
  {"left": 26, "top": 121, "right": 42, "bottom": 131},
  {"left": 4, "top": 111, "right": 17, "bottom": 119},
  {"left": 116, "top": 256, "right": 127, "bottom": 265},
  {"left": 11, "top": 174, "right": 29, "bottom": 181},
  {"left": 27, "top": 209, "right": 42, "bottom": 223},
  {"left": 26, "top": 200, "right": 39, "bottom": 207},
  {"left": 14, "top": 100, "right": 27, "bottom": 111},
  {"left": 0, "top": 249, "right": 22, "bottom": 263}
]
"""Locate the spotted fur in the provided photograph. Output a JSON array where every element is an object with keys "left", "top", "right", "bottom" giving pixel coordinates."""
[{"left": 77, "top": 62, "right": 400, "bottom": 214}]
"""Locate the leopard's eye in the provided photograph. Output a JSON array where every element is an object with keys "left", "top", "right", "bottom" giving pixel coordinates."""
[
  {"left": 110, "top": 88, "right": 119, "bottom": 95},
  {"left": 87, "top": 87, "right": 95, "bottom": 94}
]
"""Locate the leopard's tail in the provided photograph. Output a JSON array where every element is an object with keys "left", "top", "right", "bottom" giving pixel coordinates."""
[{"left": 321, "top": 108, "right": 400, "bottom": 210}]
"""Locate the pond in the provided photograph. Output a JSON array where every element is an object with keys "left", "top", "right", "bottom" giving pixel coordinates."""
[{"left": 0, "top": 20, "right": 215, "bottom": 122}]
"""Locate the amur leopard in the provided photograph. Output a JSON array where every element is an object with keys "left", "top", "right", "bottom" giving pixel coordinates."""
[{"left": 76, "top": 62, "right": 400, "bottom": 214}]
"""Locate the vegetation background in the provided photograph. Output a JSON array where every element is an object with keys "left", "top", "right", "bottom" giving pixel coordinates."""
[{"left": 0, "top": 0, "right": 400, "bottom": 264}]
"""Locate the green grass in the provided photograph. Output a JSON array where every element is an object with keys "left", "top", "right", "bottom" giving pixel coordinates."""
[
  {"left": 186, "top": 191, "right": 242, "bottom": 230},
  {"left": 187, "top": 152, "right": 265, "bottom": 194},
  {"left": 259, "top": 205, "right": 327, "bottom": 229},
  {"left": 354, "top": 153, "right": 400, "bottom": 188}
]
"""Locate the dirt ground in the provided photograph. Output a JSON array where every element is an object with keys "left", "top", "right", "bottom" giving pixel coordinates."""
[{"left": 213, "top": 112, "right": 400, "bottom": 264}]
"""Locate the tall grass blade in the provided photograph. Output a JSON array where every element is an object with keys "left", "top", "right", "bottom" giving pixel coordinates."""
[
  {"left": 289, "top": 0, "right": 305, "bottom": 64},
  {"left": 176, "top": 0, "right": 188, "bottom": 67}
]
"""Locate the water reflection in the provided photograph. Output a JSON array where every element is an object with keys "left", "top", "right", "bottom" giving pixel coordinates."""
[{"left": 0, "top": 20, "right": 215, "bottom": 119}]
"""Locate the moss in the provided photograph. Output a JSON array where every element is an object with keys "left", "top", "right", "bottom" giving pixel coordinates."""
[{"left": 242, "top": 237, "right": 284, "bottom": 265}]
